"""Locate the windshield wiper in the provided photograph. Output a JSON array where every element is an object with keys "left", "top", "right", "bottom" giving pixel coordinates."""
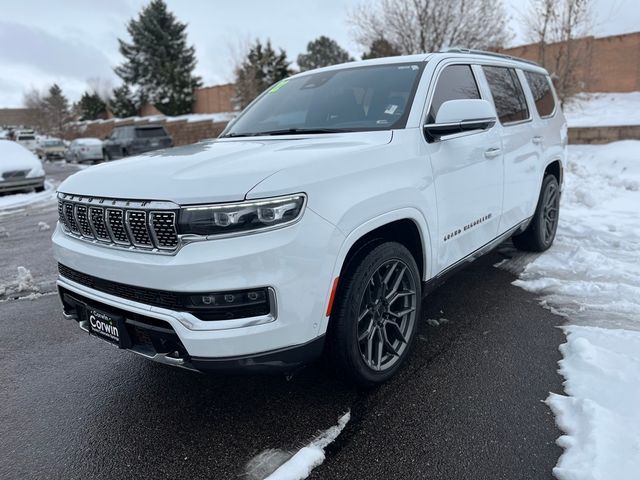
[{"left": 223, "top": 128, "right": 349, "bottom": 138}]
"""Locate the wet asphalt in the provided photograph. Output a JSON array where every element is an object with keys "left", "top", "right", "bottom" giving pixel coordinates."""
[{"left": 0, "top": 162, "right": 565, "bottom": 479}]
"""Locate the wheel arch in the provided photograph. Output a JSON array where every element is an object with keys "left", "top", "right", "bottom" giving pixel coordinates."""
[
  {"left": 318, "top": 208, "right": 432, "bottom": 336},
  {"left": 544, "top": 158, "right": 563, "bottom": 187}
]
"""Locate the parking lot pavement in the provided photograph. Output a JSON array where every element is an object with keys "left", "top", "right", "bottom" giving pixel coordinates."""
[{"left": 0, "top": 243, "right": 564, "bottom": 479}]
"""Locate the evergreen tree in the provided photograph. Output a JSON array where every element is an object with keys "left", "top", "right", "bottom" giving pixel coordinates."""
[
  {"left": 77, "top": 91, "right": 107, "bottom": 121},
  {"left": 43, "top": 84, "right": 70, "bottom": 133},
  {"left": 115, "top": 0, "right": 201, "bottom": 116},
  {"left": 234, "top": 39, "right": 293, "bottom": 109},
  {"left": 110, "top": 85, "right": 139, "bottom": 118},
  {"left": 297, "top": 36, "right": 353, "bottom": 72},
  {"left": 362, "top": 37, "right": 401, "bottom": 60}
]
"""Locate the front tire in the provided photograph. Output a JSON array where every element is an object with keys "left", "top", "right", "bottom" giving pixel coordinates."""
[
  {"left": 328, "top": 242, "right": 421, "bottom": 387},
  {"left": 512, "top": 174, "right": 560, "bottom": 252}
]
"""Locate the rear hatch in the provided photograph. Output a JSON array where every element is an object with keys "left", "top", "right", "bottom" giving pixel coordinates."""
[
  {"left": 79, "top": 143, "right": 103, "bottom": 157},
  {"left": 133, "top": 126, "right": 172, "bottom": 150}
]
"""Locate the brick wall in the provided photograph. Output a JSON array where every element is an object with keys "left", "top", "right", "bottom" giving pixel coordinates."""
[
  {"left": 194, "top": 84, "right": 236, "bottom": 113},
  {"left": 500, "top": 32, "right": 640, "bottom": 92},
  {"left": 64, "top": 118, "right": 228, "bottom": 147},
  {"left": 568, "top": 125, "right": 640, "bottom": 144}
]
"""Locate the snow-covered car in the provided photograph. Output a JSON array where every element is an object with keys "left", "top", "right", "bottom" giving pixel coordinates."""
[
  {"left": 53, "top": 49, "right": 566, "bottom": 385},
  {"left": 15, "top": 130, "right": 38, "bottom": 152},
  {"left": 65, "top": 138, "right": 104, "bottom": 163},
  {"left": 0, "top": 140, "right": 46, "bottom": 194},
  {"left": 36, "top": 138, "right": 66, "bottom": 161}
]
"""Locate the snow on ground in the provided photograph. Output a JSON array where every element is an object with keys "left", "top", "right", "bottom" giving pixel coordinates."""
[
  {"left": 244, "top": 412, "right": 350, "bottom": 480},
  {"left": 498, "top": 141, "right": 640, "bottom": 480},
  {"left": 546, "top": 326, "right": 640, "bottom": 480},
  {"left": 0, "top": 180, "right": 57, "bottom": 215},
  {"left": 564, "top": 92, "right": 640, "bottom": 128}
]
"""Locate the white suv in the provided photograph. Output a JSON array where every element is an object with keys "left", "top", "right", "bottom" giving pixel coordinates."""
[{"left": 53, "top": 50, "right": 566, "bottom": 386}]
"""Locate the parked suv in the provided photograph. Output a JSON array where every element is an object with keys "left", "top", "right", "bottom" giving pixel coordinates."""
[
  {"left": 53, "top": 50, "right": 566, "bottom": 386},
  {"left": 102, "top": 124, "right": 172, "bottom": 160}
]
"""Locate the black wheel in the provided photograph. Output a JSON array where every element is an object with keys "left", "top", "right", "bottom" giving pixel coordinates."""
[
  {"left": 513, "top": 174, "right": 560, "bottom": 252},
  {"left": 103, "top": 150, "right": 111, "bottom": 161},
  {"left": 327, "top": 242, "right": 421, "bottom": 387}
]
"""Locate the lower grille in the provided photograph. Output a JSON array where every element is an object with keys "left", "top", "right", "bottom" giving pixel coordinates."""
[
  {"left": 58, "top": 264, "right": 273, "bottom": 321},
  {"left": 57, "top": 194, "right": 179, "bottom": 253}
]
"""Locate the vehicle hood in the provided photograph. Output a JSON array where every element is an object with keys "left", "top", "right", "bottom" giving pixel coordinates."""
[{"left": 58, "top": 131, "right": 393, "bottom": 204}]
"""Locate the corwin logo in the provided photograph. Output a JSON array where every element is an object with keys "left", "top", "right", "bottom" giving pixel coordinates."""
[{"left": 89, "top": 312, "right": 119, "bottom": 340}]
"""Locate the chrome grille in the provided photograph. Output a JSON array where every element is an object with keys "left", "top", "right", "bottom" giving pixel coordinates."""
[
  {"left": 75, "top": 205, "right": 93, "bottom": 237},
  {"left": 57, "top": 195, "right": 179, "bottom": 254},
  {"left": 126, "top": 211, "right": 153, "bottom": 247},
  {"left": 106, "top": 209, "right": 129, "bottom": 244},
  {"left": 150, "top": 212, "right": 179, "bottom": 249},
  {"left": 89, "top": 207, "right": 110, "bottom": 241}
]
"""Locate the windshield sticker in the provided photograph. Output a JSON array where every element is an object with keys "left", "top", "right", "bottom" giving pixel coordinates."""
[
  {"left": 269, "top": 79, "right": 289, "bottom": 93},
  {"left": 384, "top": 104, "right": 398, "bottom": 115}
]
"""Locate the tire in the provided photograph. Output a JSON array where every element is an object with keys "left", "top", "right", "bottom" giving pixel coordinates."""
[
  {"left": 103, "top": 150, "right": 111, "bottom": 161},
  {"left": 512, "top": 174, "right": 560, "bottom": 252},
  {"left": 327, "top": 242, "right": 422, "bottom": 387}
]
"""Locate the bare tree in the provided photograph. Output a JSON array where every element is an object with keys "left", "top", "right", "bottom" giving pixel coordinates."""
[
  {"left": 348, "top": 0, "right": 512, "bottom": 55},
  {"left": 22, "top": 87, "right": 47, "bottom": 131},
  {"left": 523, "top": 0, "right": 595, "bottom": 104}
]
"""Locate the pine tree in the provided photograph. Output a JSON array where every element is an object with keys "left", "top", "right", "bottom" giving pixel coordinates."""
[
  {"left": 77, "top": 91, "right": 107, "bottom": 121},
  {"left": 234, "top": 39, "right": 293, "bottom": 109},
  {"left": 115, "top": 0, "right": 201, "bottom": 116},
  {"left": 297, "top": 36, "right": 353, "bottom": 72},
  {"left": 110, "top": 85, "right": 138, "bottom": 118},
  {"left": 43, "top": 84, "right": 70, "bottom": 133},
  {"left": 362, "top": 37, "right": 401, "bottom": 60}
]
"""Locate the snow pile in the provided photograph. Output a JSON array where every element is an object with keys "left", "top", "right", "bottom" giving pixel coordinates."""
[
  {"left": 547, "top": 326, "right": 640, "bottom": 480},
  {"left": 16, "top": 266, "right": 37, "bottom": 293},
  {"left": 498, "top": 141, "right": 640, "bottom": 479},
  {"left": 564, "top": 92, "right": 640, "bottom": 128},
  {"left": 501, "top": 141, "right": 640, "bottom": 330},
  {"left": 245, "top": 411, "right": 350, "bottom": 480},
  {"left": 0, "top": 180, "right": 56, "bottom": 214},
  {"left": 37, "top": 221, "right": 51, "bottom": 231}
]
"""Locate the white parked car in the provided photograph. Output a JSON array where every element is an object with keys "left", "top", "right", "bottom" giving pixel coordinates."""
[
  {"left": 0, "top": 140, "right": 46, "bottom": 194},
  {"left": 65, "top": 138, "right": 104, "bottom": 163},
  {"left": 53, "top": 50, "right": 566, "bottom": 385},
  {"left": 15, "top": 130, "right": 38, "bottom": 152}
]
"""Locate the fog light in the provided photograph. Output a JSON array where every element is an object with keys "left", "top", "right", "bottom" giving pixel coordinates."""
[{"left": 189, "top": 288, "right": 269, "bottom": 309}]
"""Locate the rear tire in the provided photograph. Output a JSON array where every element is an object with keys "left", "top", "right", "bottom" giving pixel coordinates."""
[
  {"left": 327, "top": 242, "right": 421, "bottom": 387},
  {"left": 512, "top": 174, "right": 560, "bottom": 252}
]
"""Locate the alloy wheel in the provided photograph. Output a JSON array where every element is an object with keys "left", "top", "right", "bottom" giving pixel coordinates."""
[
  {"left": 542, "top": 181, "right": 559, "bottom": 245},
  {"left": 357, "top": 259, "right": 417, "bottom": 372}
]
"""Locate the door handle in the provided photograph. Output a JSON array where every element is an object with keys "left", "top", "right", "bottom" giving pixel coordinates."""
[
  {"left": 532, "top": 136, "right": 543, "bottom": 145},
  {"left": 484, "top": 147, "right": 501, "bottom": 159}
]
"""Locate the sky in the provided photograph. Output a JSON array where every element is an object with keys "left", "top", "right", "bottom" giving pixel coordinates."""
[{"left": 0, "top": 0, "right": 637, "bottom": 108}]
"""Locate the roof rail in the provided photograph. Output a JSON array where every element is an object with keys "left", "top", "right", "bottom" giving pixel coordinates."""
[{"left": 439, "top": 47, "right": 540, "bottom": 66}]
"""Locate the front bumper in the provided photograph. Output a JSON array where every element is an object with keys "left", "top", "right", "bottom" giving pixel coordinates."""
[
  {"left": 0, "top": 176, "right": 44, "bottom": 193},
  {"left": 52, "top": 208, "right": 344, "bottom": 369}
]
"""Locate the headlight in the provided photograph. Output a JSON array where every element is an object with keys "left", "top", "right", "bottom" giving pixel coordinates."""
[{"left": 178, "top": 194, "right": 306, "bottom": 237}]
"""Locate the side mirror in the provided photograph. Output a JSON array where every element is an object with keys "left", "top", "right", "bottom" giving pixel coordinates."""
[{"left": 424, "top": 99, "right": 496, "bottom": 142}]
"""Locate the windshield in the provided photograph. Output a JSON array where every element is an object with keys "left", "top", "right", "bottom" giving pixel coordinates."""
[
  {"left": 18, "top": 135, "right": 35, "bottom": 141},
  {"left": 224, "top": 62, "right": 425, "bottom": 137},
  {"left": 44, "top": 140, "right": 63, "bottom": 146}
]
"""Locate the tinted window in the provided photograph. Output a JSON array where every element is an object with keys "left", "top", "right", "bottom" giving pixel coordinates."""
[
  {"left": 225, "top": 63, "right": 424, "bottom": 136},
  {"left": 428, "top": 65, "right": 480, "bottom": 122},
  {"left": 135, "top": 127, "right": 167, "bottom": 138},
  {"left": 483, "top": 66, "right": 529, "bottom": 124},
  {"left": 524, "top": 71, "right": 555, "bottom": 118}
]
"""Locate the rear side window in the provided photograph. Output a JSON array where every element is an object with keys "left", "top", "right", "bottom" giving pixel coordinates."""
[
  {"left": 135, "top": 127, "right": 167, "bottom": 138},
  {"left": 524, "top": 71, "right": 556, "bottom": 118},
  {"left": 428, "top": 65, "right": 480, "bottom": 123},
  {"left": 483, "top": 66, "right": 529, "bottom": 124}
]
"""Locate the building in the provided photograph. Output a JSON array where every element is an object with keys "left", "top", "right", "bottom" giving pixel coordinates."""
[{"left": 0, "top": 108, "right": 39, "bottom": 128}]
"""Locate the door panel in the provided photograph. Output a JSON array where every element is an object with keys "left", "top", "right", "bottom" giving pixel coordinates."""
[{"left": 424, "top": 63, "right": 504, "bottom": 273}]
